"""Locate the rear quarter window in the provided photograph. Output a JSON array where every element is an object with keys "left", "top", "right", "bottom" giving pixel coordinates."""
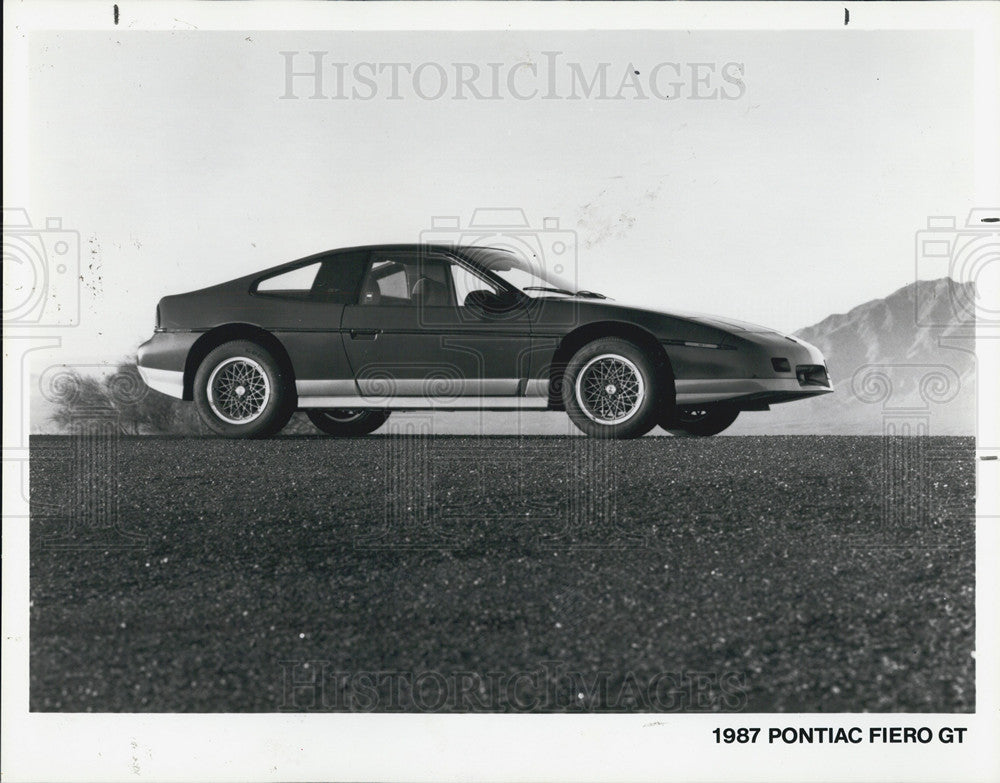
[
  {"left": 254, "top": 251, "right": 367, "bottom": 303},
  {"left": 255, "top": 263, "right": 321, "bottom": 297}
]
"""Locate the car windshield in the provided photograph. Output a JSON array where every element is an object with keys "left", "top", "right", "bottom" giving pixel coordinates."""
[{"left": 460, "top": 247, "right": 582, "bottom": 298}]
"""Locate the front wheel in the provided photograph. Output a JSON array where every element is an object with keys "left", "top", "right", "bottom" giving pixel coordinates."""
[
  {"left": 307, "top": 409, "right": 390, "bottom": 436},
  {"left": 563, "top": 337, "right": 661, "bottom": 439},
  {"left": 660, "top": 405, "right": 739, "bottom": 437}
]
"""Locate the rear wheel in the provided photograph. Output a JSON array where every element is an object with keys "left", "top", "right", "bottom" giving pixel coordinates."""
[
  {"left": 307, "top": 409, "right": 390, "bottom": 436},
  {"left": 563, "top": 337, "right": 661, "bottom": 439},
  {"left": 660, "top": 404, "right": 739, "bottom": 436},
  {"left": 194, "top": 340, "right": 294, "bottom": 437}
]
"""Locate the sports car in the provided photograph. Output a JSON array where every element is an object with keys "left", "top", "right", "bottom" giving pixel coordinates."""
[{"left": 137, "top": 244, "right": 832, "bottom": 438}]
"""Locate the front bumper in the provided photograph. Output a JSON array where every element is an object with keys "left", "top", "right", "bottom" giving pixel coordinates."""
[
  {"left": 675, "top": 377, "right": 832, "bottom": 406},
  {"left": 666, "top": 331, "right": 833, "bottom": 407}
]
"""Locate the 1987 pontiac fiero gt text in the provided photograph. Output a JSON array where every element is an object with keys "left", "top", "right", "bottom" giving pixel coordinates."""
[{"left": 137, "top": 245, "right": 832, "bottom": 438}]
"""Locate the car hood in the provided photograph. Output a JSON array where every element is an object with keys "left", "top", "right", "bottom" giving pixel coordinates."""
[
  {"left": 561, "top": 296, "right": 781, "bottom": 334},
  {"left": 662, "top": 310, "right": 779, "bottom": 334}
]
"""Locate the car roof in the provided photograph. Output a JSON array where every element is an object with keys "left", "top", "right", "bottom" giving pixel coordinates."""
[
  {"left": 250, "top": 243, "right": 513, "bottom": 276},
  {"left": 310, "top": 243, "right": 511, "bottom": 257}
]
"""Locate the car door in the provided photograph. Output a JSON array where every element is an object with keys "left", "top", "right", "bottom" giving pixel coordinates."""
[
  {"left": 253, "top": 249, "right": 368, "bottom": 401},
  {"left": 340, "top": 249, "right": 533, "bottom": 401}
]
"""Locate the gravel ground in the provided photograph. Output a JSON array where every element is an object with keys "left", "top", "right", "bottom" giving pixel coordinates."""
[{"left": 30, "top": 435, "right": 974, "bottom": 712}]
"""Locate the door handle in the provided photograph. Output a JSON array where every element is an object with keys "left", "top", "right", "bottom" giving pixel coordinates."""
[{"left": 350, "top": 329, "right": 381, "bottom": 340}]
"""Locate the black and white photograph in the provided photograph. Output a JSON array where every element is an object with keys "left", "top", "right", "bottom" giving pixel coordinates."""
[{"left": 3, "top": 1, "right": 999, "bottom": 780}]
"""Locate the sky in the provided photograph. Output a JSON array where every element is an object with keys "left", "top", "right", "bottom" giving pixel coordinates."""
[{"left": 22, "top": 28, "right": 974, "bottom": 366}]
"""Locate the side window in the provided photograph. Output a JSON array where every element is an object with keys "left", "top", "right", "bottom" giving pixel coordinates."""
[
  {"left": 376, "top": 262, "right": 409, "bottom": 299},
  {"left": 255, "top": 252, "right": 367, "bottom": 303},
  {"left": 256, "top": 262, "right": 321, "bottom": 296},
  {"left": 359, "top": 253, "right": 455, "bottom": 307},
  {"left": 449, "top": 260, "right": 500, "bottom": 307}
]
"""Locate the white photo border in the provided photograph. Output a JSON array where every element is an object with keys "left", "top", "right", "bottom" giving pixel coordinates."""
[{"left": 3, "top": 2, "right": 998, "bottom": 781}]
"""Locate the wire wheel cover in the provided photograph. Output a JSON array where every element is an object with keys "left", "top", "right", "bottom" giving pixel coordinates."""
[
  {"left": 576, "top": 354, "right": 645, "bottom": 424},
  {"left": 207, "top": 357, "right": 271, "bottom": 424}
]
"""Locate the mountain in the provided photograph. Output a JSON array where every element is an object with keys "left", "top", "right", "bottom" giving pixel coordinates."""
[{"left": 727, "top": 277, "right": 976, "bottom": 435}]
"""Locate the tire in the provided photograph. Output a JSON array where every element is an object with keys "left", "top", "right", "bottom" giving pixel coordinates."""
[
  {"left": 194, "top": 340, "right": 295, "bottom": 438},
  {"left": 562, "top": 337, "right": 661, "bottom": 439},
  {"left": 660, "top": 404, "right": 739, "bottom": 437},
  {"left": 307, "top": 409, "right": 390, "bottom": 436}
]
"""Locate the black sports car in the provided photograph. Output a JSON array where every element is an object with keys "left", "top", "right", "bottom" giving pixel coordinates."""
[{"left": 137, "top": 244, "right": 832, "bottom": 438}]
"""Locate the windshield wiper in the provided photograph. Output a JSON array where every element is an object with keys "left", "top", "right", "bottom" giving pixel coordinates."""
[
  {"left": 522, "top": 286, "right": 609, "bottom": 299},
  {"left": 522, "top": 286, "right": 576, "bottom": 296}
]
